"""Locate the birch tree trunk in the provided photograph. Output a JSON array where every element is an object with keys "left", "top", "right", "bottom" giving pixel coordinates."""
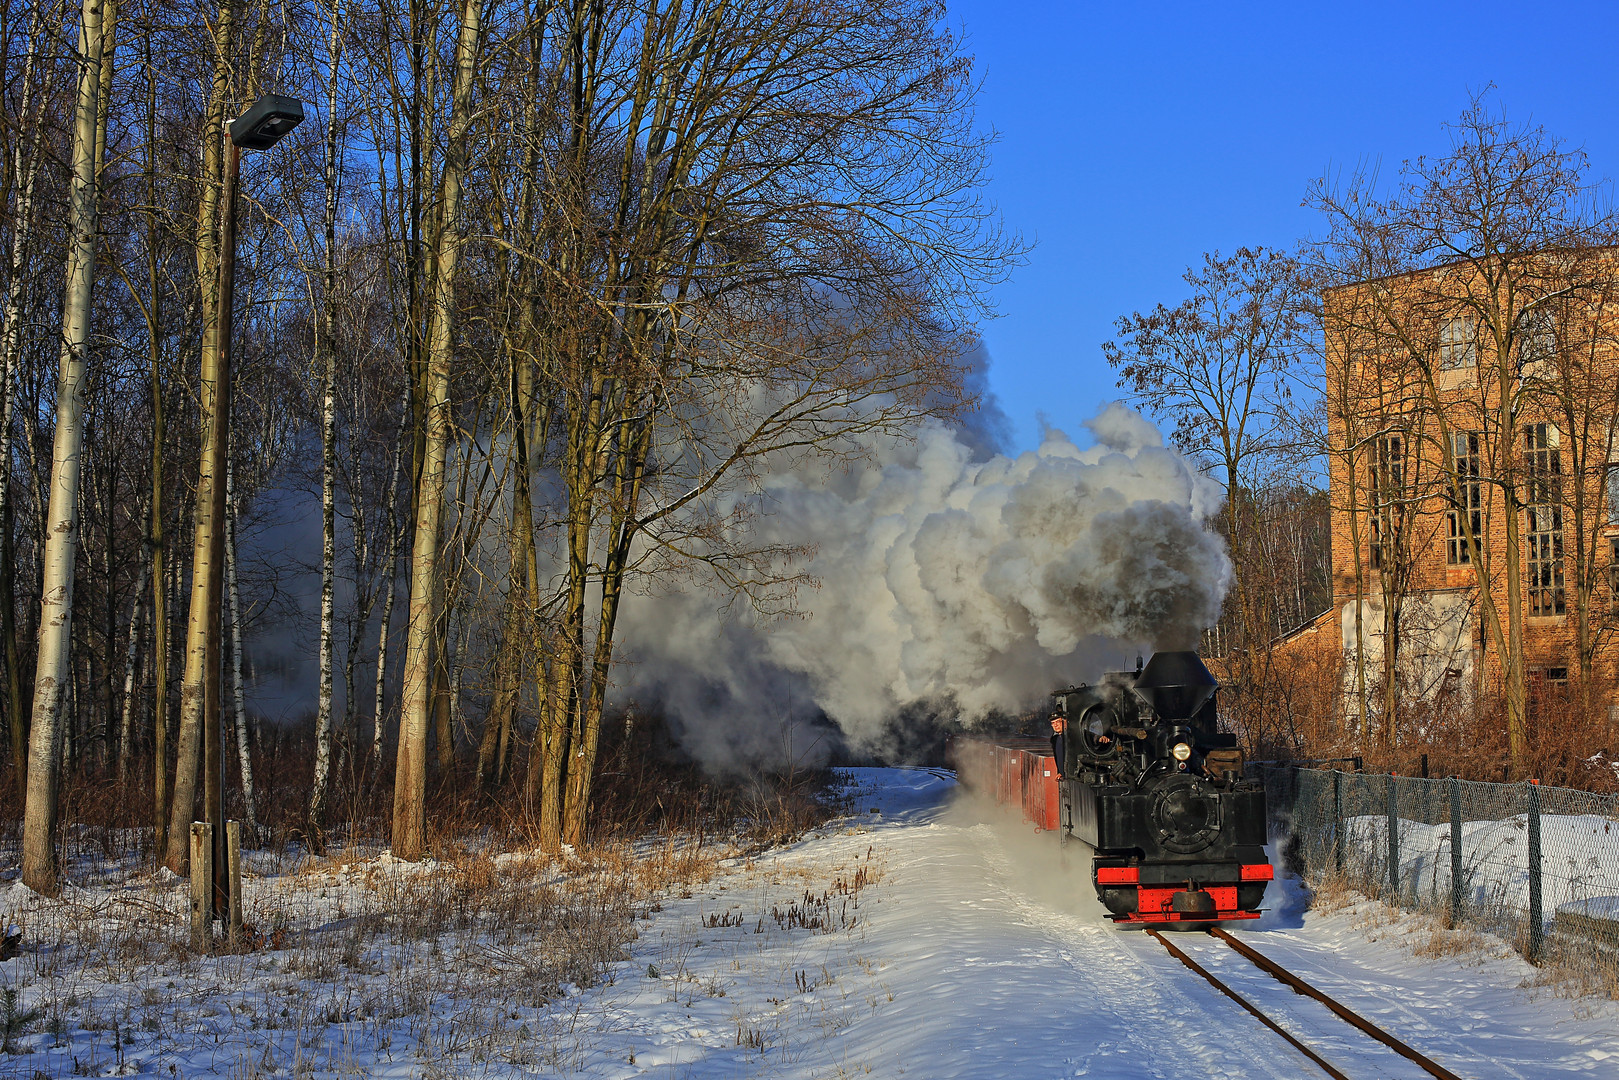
[
  {"left": 1, "top": 0, "right": 47, "bottom": 800},
  {"left": 21, "top": 0, "right": 109, "bottom": 895},
  {"left": 143, "top": 20, "right": 170, "bottom": 860},
  {"left": 308, "top": 1, "right": 342, "bottom": 844},
  {"left": 225, "top": 447, "right": 255, "bottom": 832},
  {"left": 372, "top": 397, "right": 408, "bottom": 774},
  {"left": 392, "top": 0, "right": 481, "bottom": 859},
  {"left": 118, "top": 503, "right": 153, "bottom": 781},
  {"left": 165, "top": 0, "right": 235, "bottom": 871}
]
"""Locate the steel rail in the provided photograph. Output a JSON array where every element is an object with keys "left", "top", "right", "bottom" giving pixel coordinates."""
[
  {"left": 1208, "top": 927, "right": 1466, "bottom": 1080},
  {"left": 1145, "top": 928, "right": 1351, "bottom": 1080}
]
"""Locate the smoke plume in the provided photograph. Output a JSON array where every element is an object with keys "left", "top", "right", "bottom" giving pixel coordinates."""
[{"left": 616, "top": 401, "right": 1232, "bottom": 768}]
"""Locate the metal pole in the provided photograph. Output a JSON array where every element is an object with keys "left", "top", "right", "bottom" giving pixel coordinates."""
[
  {"left": 1332, "top": 770, "right": 1344, "bottom": 874},
  {"left": 1387, "top": 775, "right": 1399, "bottom": 902},
  {"left": 206, "top": 137, "right": 240, "bottom": 922},
  {"left": 1449, "top": 776, "right": 1463, "bottom": 925},
  {"left": 1527, "top": 780, "right": 1543, "bottom": 962}
]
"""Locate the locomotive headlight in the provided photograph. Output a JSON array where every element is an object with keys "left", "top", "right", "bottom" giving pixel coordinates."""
[{"left": 1171, "top": 742, "right": 1192, "bottom": 762}]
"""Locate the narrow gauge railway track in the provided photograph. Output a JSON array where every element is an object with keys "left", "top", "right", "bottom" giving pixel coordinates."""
[{"left": 1146, "top": 927, "right": 1466, "bottom": 1080}]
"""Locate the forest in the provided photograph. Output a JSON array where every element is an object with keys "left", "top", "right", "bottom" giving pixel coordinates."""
[{"left": 0, "top": 0, "right": 1015, "bottom": 894}]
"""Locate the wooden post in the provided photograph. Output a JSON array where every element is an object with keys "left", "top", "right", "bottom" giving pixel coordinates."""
[
  {"left": 190, "top": 821, "right": 213, "bottom": 952},
  {"left": 226, "top": 819, "right": 242, "bottom": 947}
]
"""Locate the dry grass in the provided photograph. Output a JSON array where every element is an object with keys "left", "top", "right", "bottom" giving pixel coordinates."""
[
  {"left": 1301, "top": 867, "right": 1361, "bottom": 915},
  {"left": 1407, "top": 916, "right": 1497, "bottom": 960},
  {"left": 0, "top": 744, "right": 844, "bottom": 1074},
  {"left": 0, "top": 830, "right": 749, "bottom": 1072},
  {"left": 0, "top": 709, "right": 854, "bottom": 1073},
  {"left": 1524, "top": 934, "right": 1619, "bottom": 1000},
  {"left": 1231, "top": 641, "right": 1619, "bottom": 791}
]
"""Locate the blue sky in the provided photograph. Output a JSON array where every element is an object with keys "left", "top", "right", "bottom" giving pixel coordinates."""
[{"left": 953, "top": 1, "right": 1619, "bottom": 453}]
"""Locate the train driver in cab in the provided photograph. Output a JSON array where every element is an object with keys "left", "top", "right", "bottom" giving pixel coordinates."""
[{"left": 1049, "top": 713, "right": 1066, "bottom": 778}]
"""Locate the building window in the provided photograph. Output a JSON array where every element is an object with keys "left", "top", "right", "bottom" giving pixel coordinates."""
[
  {"left": 1527, "top": 666, "right": 1570, "bottom": 725},
  {"left": 1610, "top": 537, "right": 1619, "bottom": 605},
  {"left": 1524, "top": 423, "right": 1564, "bottom": 616},
  {"left": 1369, "top": 434, "right": 1404, "bottom": 570},
  {"left": 1446, "top": 431, "right": 1483, "bottom": 565},
  {"left": 1529, "top": 667, "right": 1568, "bottom": 694},
  {"left": 1529, "top": 665, "right": 1569, "bottom": 695},
  {"left": 1519, "top": 309, "right": 1555, "bottom": 369},
  {"left": 1608, "top": 420, "right": 1619, "bottom": 525},
  {"left": 1440, "top": 315, "right": 1477, "bottom": 369}
]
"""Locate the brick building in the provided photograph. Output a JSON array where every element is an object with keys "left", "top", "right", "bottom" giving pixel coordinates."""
[{"left": 1279, "top": 250, "right": 1619, "bottom": 736}]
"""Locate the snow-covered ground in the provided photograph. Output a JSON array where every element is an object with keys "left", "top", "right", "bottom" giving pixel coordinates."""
[{"left": 5, "top": 768, "right": 1619, "bottom": 1077}]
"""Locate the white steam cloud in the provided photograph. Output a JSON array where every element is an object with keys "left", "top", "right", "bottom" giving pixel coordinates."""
[{"left": 616, "top": 402, "right": 1232, "bottom": 767}]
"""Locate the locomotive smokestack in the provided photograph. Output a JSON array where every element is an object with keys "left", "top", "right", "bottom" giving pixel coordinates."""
[{"left": 1131, "top": 650, "right": 1217, "bottom": 720}]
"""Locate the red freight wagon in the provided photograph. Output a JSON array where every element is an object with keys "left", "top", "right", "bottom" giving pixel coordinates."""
[{"left": 946, "top": 734, "right": 1059, "bottom": 832}]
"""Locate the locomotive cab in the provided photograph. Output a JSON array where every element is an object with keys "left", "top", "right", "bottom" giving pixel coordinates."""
[{"left": 1053, "top": 650, "right": 1271, "bottom": 924}]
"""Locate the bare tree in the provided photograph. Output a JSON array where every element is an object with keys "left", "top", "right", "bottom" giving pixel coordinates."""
[
  {"left": 0, "top": 0, "right": 48, "bottom": 798},
  {"left": 165, "top": 0, "right": 238, "bottom": 871},
  {"left": 1309, "top": 97, "right": 1619, "bottom": 775},
  {"left": 307, "top": 0, "right": 344, "bottom": 846},
  {"left": 391, "top": 0, "right": 482, "bottom": 860},
  {"left": 1520, "top": 281, "right": 1619, "bottom": 703},
  {"left": 1104, "top": 247, "right": 1310, "bottom": 653},
  {"left": 224, "top": 445, "right": 256, "bottom": 832},
  {"left": 21, "top": 0, "right": 113, "bottom": 894},
  {"left": 503, "top": 0, "right": 1013, "bottom": 848}
]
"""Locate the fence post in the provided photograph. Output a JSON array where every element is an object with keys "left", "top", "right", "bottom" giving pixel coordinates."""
[
  {"left": 1449, "top": 777, "right": 1463, "bottom": 926},
  {"left": 1527, "top": 780, "right": 1543, "bottom": 963},
  {"left": 226, "top": 820, "right": 243, "bottom": 948},
  {"left": 190, "top": 822, "right": 214, "bottom": 953},
  {"left": 1387, "top": 775, "right": 1400, "bottom": 902},
  {"left": 1331, "top": 770, "right": 1343, "bottom": 874}
]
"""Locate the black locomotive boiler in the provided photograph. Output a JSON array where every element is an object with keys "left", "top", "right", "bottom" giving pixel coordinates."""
[{"left": 1052, "top": 650, "right": 1271, "bottom": 923}]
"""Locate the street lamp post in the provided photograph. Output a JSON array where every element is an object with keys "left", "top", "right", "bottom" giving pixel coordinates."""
[{"left": 204, "top": 93, "right": 303, "bottom": 925}]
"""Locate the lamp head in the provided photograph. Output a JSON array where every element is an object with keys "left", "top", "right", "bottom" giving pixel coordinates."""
[{"left": 230, "top": 94, "right": 305, "bottom": 149}]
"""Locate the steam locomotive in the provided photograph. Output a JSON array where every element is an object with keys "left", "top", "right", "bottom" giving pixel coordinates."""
[{"left": 950, "top": 650, "right": 1272, "bottom": 924}]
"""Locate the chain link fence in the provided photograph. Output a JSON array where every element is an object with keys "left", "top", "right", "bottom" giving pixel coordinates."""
[{"left": 1257, "top": 766, "right": 1619, "bottom": 963}]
